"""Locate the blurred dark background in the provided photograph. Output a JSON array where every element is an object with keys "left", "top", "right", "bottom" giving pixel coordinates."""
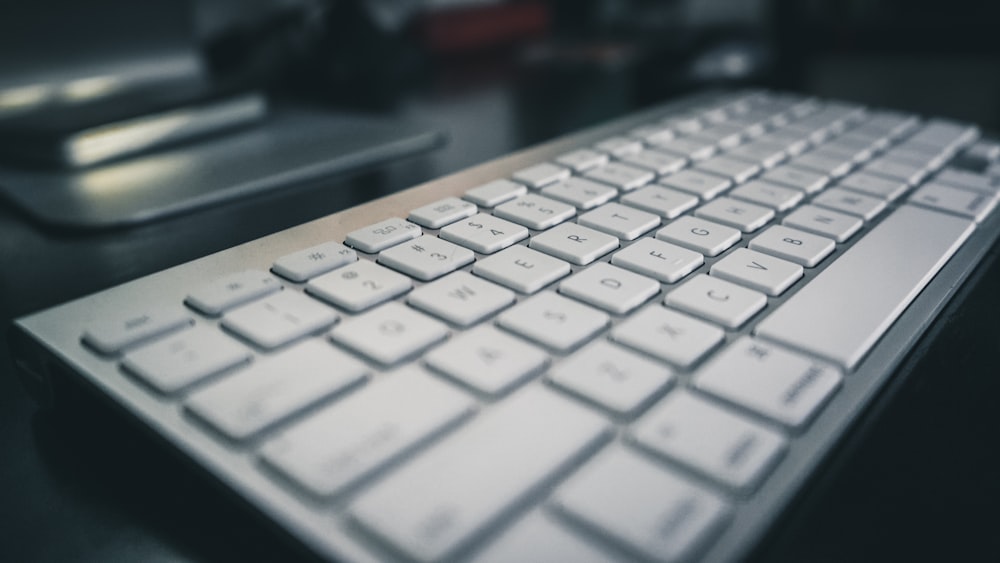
[{"left": 2, "top": 1, "right": 999, "bottom": 562}]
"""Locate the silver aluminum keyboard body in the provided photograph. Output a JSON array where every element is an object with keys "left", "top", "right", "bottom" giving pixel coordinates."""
[{"left": 12, "top": 90, "right": 1000, "bottom": 562}]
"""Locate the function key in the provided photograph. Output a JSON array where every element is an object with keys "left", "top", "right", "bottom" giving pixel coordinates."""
[
  {"left": 464, "top": 179, "right": 527, "bottom": 207},
  {"left": 511, "top": 162, "right": 570, "bottom": 189},
  {"left": 345, "top": 217, "right": 422, "bottom": 254},
  {"left": 408, "top": 197, "right": 477, "bottom": 229}
]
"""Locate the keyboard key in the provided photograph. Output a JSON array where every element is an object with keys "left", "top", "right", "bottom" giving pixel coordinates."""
[
  {"left": 862, "top": 156, "right": 928, "bottom": 186},
  {"left": 692, "top": 123, "right": 746, "bottom": 148},
  {"left": 272, "top": 242, "right": 358, "bottom": 283},
  {"left": 782, "top": 204, "right": 863, "bottom": 242},
  {"left": 82, "top": 307, "right": 193, "bottom": 355},
  {"left": 222, "top": 291, "right": 339, "bottom": 349},
  {"left": 185, "top": 270, "right": 283, "bottom": 316},
  {"left": 694, "top": 155, "right": 760, "bottom": 184},
  {"left": 619, "top": 149, "right": 687, "bottom": 175},
  {"left": 655, "top": 216, "right": 741, "bottom": 257},
  {"left": 650, "top": 136, "right": 717, "bottom": 161},
  {"left": 549, "top": 340, "right": 673, "bottom": 416},
  {"left": 121, "top": 326, "right": 249, "bottom": 393},
  {"left": 493, "top": 194, "right": 576, "bottom": 230},
  {"left": 837, "top": 172, "right": 909, "bottom": 201},
  {"left": 439, "top": 213, "right": 529, "bottom": 254},
  {"left": 550, "top": 446, "right": 729, "bottom": 563},
  {"left": 812, "top": 187, "right": 887, "bottom": 221},
  {"left": 473, "top": 512, "right": 617, "bottom": 563},
  {"left": 631, "top": 390, "right": 786, "bottom": 491},
  {"left": 306, "top": 260, "right": 412, "bottom": 312},
  {"left": 934, "top": 167, "right": 1000, "bottom": 193},
  {"left": 584, "top": 162, "right": 655, "bottom": 191},
  {"left": 710, "top": 248, "right": 803, "bottom": 296},
  {"left": 620, "top": 185, "right": 698, "bottom": 219},
  {"left": 349, "top": 387, "right": 610, "bottom": 562},
  {"left": 497, "top": 292, "right": 609, "bottom": 352},
  {"left": 464, "top": 179, "right": 527, "bottom": 207},
  {"left": 727, "top": 140, "right": 787, "bottom": 169},
  {"left": 611, "top": 306, "right": 725, "bottom": 368},
  {"left": 628, "top": 124, "right": 675, "bottom": 145},
  {"left": 408, "top": 271, "right": 515, "bottom": 326},
  {"left": 541, "top": 176, "right": 617, "bottom": 209},
  {"left": 659, "top": 169, "right": 731, "bottom": 200},
  {"left": 425, "top": 325, "right": 548, "bottom": 396},
  {"left": 594, "top": 135, "right": 643, "bottom": 157},
  {"left": 185, "top": 339, "right": 367, "bottom": 440},
  {"left": 512, "top": 162, "right": 570, "bottom": 188},
  {"left": 610, "top": 238, "right": 703, "bottom": 283},
  {"left": 760, "top": 166, "right": 828, "bottom": 194},
  {"left": 556, "top": 148, "right": 609, "bottom": 172},
  {"left": 529, "top": 223, "right": 619, "bottom": 265},
  {"left": 377, "top": 235, "right": 475, "bottom": 281},
  {"left": 665, "top": 274, "right": 766, "bottom": 329},
  {"left": 408, "top": 197, "right": 478, "bottom": 229},
  {"left": 559, "top": 262, "right": 660, "bottom": 315},
  {"left": 472, "top": 244, "right": 571, "bottom": 293},
  {"left": 909, "top": 181, "right": 999, "bottom": 223},
  {"left": 330, "top": 302, "right": 448, "bottom": 365},
  {"left": 749, "top": 225, "right": 835, "bottom": 268},
  {"left": 345, "top": 217, "right": 422, "bottom": 253},
  {"left": 261, "top": 367, "right": 474, "bottom": 498},
  {"left": 789, "top": 151, "right": 851, "bottom": 178},
  {"left": 694, "top": 337, "right": 841, "bottom": 427},
  {"left": 694, "top": 197, "right": 774, "bottom": 232},
  {"left": 578, "top": 202, "right": 661, "bottom": 240},
  {"left": 727, "top": 179, "right": 803, "bottom": 211}
]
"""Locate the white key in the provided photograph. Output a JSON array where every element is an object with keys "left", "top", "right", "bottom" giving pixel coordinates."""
[
  {"left": 473, "top": 512, "right": 617, "bottom": 563},
  {"left": 760, "top": 166, "right": 828, "bottom": 193},
  {"left": 222, "top": 291, "right": 339, "bottom": 349},
  {"left": 407, "top": 271, "right": 515, "bottom": 327},
  {"left": 694, "top": 197, "right": 774, "bottom": 232},
  {"left": 578, "top": 202, "right": 661, "bottom": 241},
  {"left": 185, "top": 270, "right": 283, "bottom": 316},
  {"left": 549, "top": 340, "right": 673, "bottom": 416},
  {"left": 837, "top": 172, "right": 908, "bottom": 201},
  {"left": 727, "top": 141, "right": 787, "bottom": 169},
  {"left": 655, "top": 216, "right": 741, "bottom": 257},
  {"left": 121, "top": 326, "right": 249, "bottom": 394},
  {"left": 349, "top": 387, "right": 610, "bottom": 562},
  {"left": 695, "top": 155, "right": 760, "bottom": 184},
  {"left": 610, "top": 238, "right": 703, "bottom": 283},
  {"left": 497, "top": 292, "right": 609, "bottom": 352},
  {"left": 749, "top": 225, "right": 835, "bottom": 268},
  {"left": 345, "top": 217, "right": 422, "bottom": 253},
  {"left": 408, "top": 197, "right": 478, "bottom": 229},
  {"left": 556, "top": 148, "right": 609, "bottom": 172},
  {"left": 659, "top": 169, "right": 731, "bottom": 200},
  {"left": 185, "top": 340, "right": 367, "bottom": 440},
  {"left": 472, "top": 244, "right": 571, "bottom": 294},
  {"left": 541, "top": 177, "right": 617, "bottom": 209},
  {"left": 727, "top": 179, "right": 803, "bottom": 211},
  {"left": 272, "top": 242, "right": 358, "bottom": 282},
  {"left": 710, "top": 248, "right": 803, "bottom": 296},
  {"left": 529, "top": 223, "right": 619, "bottom": 266},
  {"left": 377, "top": 235, "right": 475, "bottom": 281},
  {"left": 665, "top": 274, "right": 766, "bottom": 329},
  {"left": 628, "top": 124, "right": 675, "bottom": 144},
  {"left": 425, "top": 325, "right": 548, "bottom": 395},
  {"left": 756, "top": 130, "right": 809, "bottom": 157},
  {"left": 584, "top": 162, "right": 655, "bottom": 192},
  {"left": 82, "top": 307, "right": 193, "bottom": 355},
  {"left": 439, "top": 213, "right": 529, "bottom": 254},
  {"left": 594, "top": 135, "right": 643, "bottom": 157},
  {"left": 493, "top": 194, "right": 576, "bottom": 230},
  {"left": 783, "top": 204, "right": 863, "bottom": 242},
  {"left": 694, "top": 337, "right": 841, "bottom": 427},
  {"left": 330, "top": 302, "right": 448, "bottom": 365},
  {"left": 512, "top": 162, "right": 570, "bottom": 188},
  {"left": 650, "top": 136, "right": 717, "bottom": 161},
  {"left": 935, "top": 167, "right": 1000, "bottom": 193},
  {"left": 619, "top": 149, "right": 687, "bottom": 175},
  {"left": 620, "top": 185, "right": 698, "bottom": 219},
  {"left": 306, "top": 260, "right": 412, "bottom": 312},
  {"left": 464, "top": 179, "right": 527, "bottom": 207},
  {"left": 612, "top": 306, "right": 724, "bottom": 368},
  {"left": 862, "top": 156, "right": 928, "bottom": 186},
  {"left": 812, "top": 187, "right": 886, "bottom": 221},
  {"left": 550, "top": 446, "right": 729, "bottom": 563},
  {"left": 909, "top": 181, "right": 998, "bottom": 223},
  {"left": 790, "top": 151, "right": 852, "bottom": 178},
  {"left": 261, "top": 367, "right": 474, "bottom": 498},
  {"left": 631, "top": 390, "right": 786, "bottom": 491},
  {"left": 692, "top": 123, "right": 745, "bottom": 148},
  {"left": 559, "top": 262, "right": 660, "bottom": 315}
]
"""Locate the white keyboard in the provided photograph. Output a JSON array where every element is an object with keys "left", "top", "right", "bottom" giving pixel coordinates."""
[{"left": 13, "top": 90, "right": 1000, "bottom": 562}]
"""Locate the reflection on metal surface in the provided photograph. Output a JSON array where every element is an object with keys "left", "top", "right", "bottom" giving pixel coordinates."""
[
  {"left": 60, "top": 75, "right": 122, "bottom": 103},
  {"left": 0, "top": 84, "right": 52, "bottom": 115},
  {"left": 77, "top": 154, "right": 194, "bottom": 200}
]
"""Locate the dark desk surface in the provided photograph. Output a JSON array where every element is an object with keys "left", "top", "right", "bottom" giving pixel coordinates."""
[{"left": 2, "top": 65, "right": 999, "bottom": 562}]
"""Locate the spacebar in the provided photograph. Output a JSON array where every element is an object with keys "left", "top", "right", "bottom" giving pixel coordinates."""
[{"left": 755, "top": 205, "right": 975, "bottom": 369}]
